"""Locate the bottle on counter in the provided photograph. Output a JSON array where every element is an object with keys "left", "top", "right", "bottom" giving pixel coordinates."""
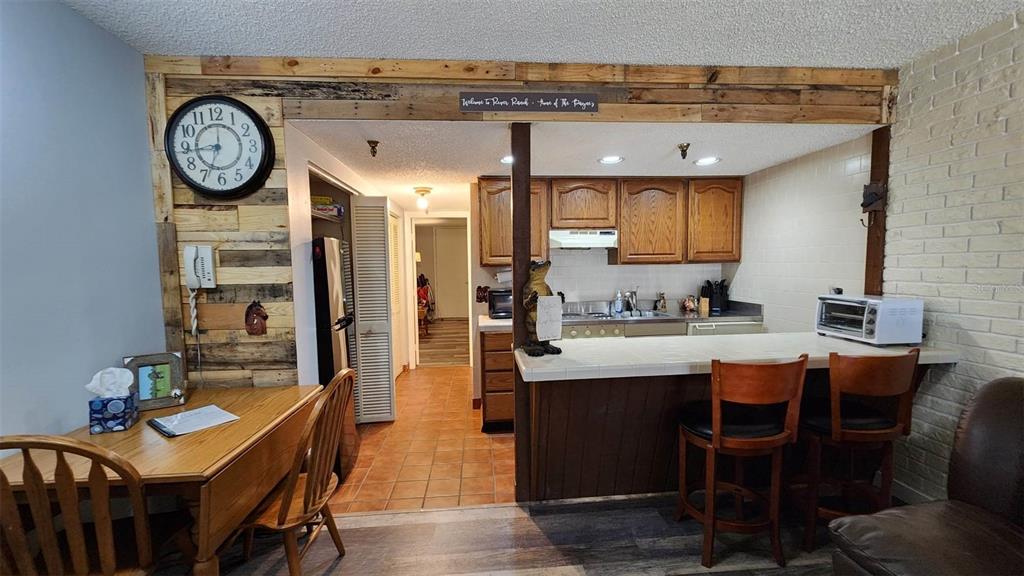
[{"left": 614, "top": 290, "right": 623, "bottom": 315}]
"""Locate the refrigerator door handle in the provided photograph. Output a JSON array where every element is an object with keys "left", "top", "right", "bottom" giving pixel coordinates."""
[{"left": 333, "top": 314, "right": 354, "bottom": 332}]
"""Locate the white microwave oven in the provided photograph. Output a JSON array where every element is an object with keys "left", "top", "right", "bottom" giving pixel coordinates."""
[{"left": 816, "top": 295, "right": 924, "bottom": 345}]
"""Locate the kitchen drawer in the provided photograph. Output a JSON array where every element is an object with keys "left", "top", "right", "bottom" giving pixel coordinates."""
[
  {"left": 482, "top": 332, "right": 513, "bottom": 351},
  {"left": 484, "top": 371, "right": 514, "bottom": 392},
  {"left": 484, "top": 351, "right": 514, "bottom": 371},
  {"left": 687, "top": 321, "right": 764, "bottom": 336},
  {"left": 484, "top": 392, "right": 514, "bottom": 422}
]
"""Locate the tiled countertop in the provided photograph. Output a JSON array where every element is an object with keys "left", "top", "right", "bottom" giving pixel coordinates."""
[
  {"left": 514, "top": 332, "right": 958, "bottom": 382},
  {"left": 477, "top": 312, "right": 763, "bottom": 332},
  {"left": 478, "top": 315, "right": 512, "bottom": 332}
]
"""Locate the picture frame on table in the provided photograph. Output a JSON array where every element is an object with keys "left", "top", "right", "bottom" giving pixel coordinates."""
[{"left": 123, "top": 352, "right": 187, "bottom": 411}]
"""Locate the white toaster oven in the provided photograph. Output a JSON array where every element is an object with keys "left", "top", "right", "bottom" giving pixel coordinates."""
[{"left": 816, "top": 295, "right": 924, "bottom": 345}]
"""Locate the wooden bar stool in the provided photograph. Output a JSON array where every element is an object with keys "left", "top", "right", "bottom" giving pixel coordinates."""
[
  {"left": 800, "top": 349, "right": 920, "bottom": 551},
  {"left": 676, "top": 354, "right": 808, "bottom": 568}
]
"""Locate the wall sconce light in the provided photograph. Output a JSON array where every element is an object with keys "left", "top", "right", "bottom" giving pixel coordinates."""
[
  {"left": 677, "top": 143, "right": 690, "bottom": 159},
  {"left": 414, "top": 186, "right": 432, "bottom": 212}
]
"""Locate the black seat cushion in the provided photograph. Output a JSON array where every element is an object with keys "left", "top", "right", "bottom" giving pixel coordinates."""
[
  {"left": 679, "top": 400, "right": 785, "bottom": 440},
  {"left": 802, "top": 399, "right": 895, "bottom": 435},
  {"left": 829, "top": 500, "right": 1024, "bottom": 576}
]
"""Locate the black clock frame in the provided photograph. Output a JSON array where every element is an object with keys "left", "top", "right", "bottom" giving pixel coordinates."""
[{"left": 164, "top": 95, "right": 276, "bottom": 200}]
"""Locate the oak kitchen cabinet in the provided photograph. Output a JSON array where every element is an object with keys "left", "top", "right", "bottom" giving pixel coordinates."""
[
  {"left": 550, "top": 178, "right": 617, "bottom": 228},
  {"left": 478, "top": 177, "right": 549, "bottom": 266},
  {"left": 480, "top": 331, "right": 514, "bottom": 430},
  {"left": 687, "top": 178, "right": 742, "bottom": 262},
  {"left": 616, "top": 179, "right": 686, "bottom": 264}
]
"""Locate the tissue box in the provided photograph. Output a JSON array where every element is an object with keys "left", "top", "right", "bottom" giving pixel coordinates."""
[{"left": 89, "top": 393, "right": 139, "bottom": 434}]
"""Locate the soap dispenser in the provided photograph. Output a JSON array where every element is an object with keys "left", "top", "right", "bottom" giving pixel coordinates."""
[{"left": 614, "top": 290, "right": 623, "bottom": 315}]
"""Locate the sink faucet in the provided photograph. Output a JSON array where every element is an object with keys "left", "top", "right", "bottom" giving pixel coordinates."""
[{"left": 624, "top": 288, "right": 638, "bottom": 314}]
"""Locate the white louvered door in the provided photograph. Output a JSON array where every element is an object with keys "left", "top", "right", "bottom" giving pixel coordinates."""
[{"left": 351, "top": 196, "right": 395, "bottom": 423}]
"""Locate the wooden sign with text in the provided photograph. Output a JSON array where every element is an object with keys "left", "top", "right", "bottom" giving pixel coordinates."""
[{"left": 459, "top": 92, "right": 599, "bottom": 113}]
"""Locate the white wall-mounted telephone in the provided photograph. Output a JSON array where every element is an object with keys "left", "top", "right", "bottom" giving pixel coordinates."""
[
  {"left": 184, "top": 245, "right": 217, "bottom": 289},
  {"left": 184, "top": 245, "right": 216, "bottom": 342}
]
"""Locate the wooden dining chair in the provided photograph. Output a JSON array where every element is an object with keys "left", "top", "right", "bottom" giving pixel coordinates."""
[
  {"left": 236, "top": 368, "right": 355, "bottom": 576},
  {"left": 0, "top": 435, "right": 192, "bottom": 575},
  {"left": 676, "top": 354, "right": 808, "bottom": 568},
  {"left": 800, "top": 349, "right": 920, "bottom": 551}
]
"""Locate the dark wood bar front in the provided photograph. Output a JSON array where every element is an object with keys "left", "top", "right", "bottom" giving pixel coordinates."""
[{"left": 529, "top": 375, "right": 708, "bottom": 500}]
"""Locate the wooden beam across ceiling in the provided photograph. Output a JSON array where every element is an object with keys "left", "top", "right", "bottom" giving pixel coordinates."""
[{"left": 146, "top": 54, "right": 895, "bottom": 125}]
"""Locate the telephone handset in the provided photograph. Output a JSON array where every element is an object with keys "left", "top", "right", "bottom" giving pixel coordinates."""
[
  {"left": 184, "top": 245, "right": 217, "bottom": 289},
  {"left": 183, "top": 245, "right": 216, "bottom": 339}
]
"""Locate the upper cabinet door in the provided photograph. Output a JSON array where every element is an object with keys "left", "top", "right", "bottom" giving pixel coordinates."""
[
  {"left": 617, "top": 179, "right": 686, "bottom": 264},
  {"left": 550, "top": 179, "right": 617, "bottom": 228},
  {"left": 687, "top": 178, "right": 742, "bottom": 262},
  {"left": 478, "top": 177, "right": 549, "bottom": 266},
  {"left": 479, "top": 178, "right": 513, "bottom": 265},
  {"left": 529, "top": 179, "right": 550, "bottom": 261}
]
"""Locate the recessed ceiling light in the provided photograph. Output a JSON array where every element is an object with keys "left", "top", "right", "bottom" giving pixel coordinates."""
[
  {"left": 695, "top": 156, "right": 721, "bottom": 166},
  {"left": 599, "top": 156, "right": 624, "bottom": 165},
  {"left": 500, "top": 155, "right": 514, "bottom": 164}
]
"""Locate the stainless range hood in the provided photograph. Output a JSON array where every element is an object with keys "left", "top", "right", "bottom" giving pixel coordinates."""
[{"left": 549, "top": 229, "right": 617, "bottom": 249}]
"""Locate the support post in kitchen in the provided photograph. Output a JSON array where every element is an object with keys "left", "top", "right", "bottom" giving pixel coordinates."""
[
  {"left": 864, "top": 126, "right": 890, "bottom": 296},
  {"left": 510, "top": 122, "right": 532, "bottom": 502}
]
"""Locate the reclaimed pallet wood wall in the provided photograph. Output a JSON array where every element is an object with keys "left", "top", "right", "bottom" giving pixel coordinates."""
[{"left": 145, "top": 55, "right": 896, "bottom": 389}]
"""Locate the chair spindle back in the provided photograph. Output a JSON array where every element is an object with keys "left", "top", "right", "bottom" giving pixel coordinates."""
[{"left": 0, "top": 435, "right": 151, "bottom": 576}]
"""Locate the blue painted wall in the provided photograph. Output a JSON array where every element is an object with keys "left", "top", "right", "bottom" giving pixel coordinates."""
[{"left": 0, "top": 1, "right": 164, "bottom": 435}]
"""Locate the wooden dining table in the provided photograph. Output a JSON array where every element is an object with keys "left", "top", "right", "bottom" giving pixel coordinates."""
[{"left": 0, "top": 384, "right": 321, "bottom": 575}]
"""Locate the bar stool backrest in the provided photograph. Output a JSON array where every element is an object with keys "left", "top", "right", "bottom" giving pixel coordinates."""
[
  {"left": 711, "top": 354, "right": 809, "bottom": 449},
  {"left": 827, "top": 349, "right": 920, "bottom": 442}
]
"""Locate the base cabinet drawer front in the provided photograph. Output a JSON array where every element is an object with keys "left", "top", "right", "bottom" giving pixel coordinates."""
[
  {"left": 484, "top": 351, "right": 514, "bottom": 371},
  {"left": 484, "top": 392, "right": 514, "bottom": 422},
  {"left": 484, "top": 371, "right": 514, "bottom": 392},
  {"left": 687, "top": 178, "right": 742, "bottom": 262},
  {"left": 482, "top": 331, "right": 513, "bottom": 351},
  {"left": 551, "top": 179, "right": 618, "bottom": 228}
]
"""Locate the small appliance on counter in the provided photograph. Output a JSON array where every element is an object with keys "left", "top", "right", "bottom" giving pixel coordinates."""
[
  {"left": 488, "top": 288, "right": 513, "bottom": 319},
  {"left": 816, "top": 295, "right": 924, "bottom": 345}
]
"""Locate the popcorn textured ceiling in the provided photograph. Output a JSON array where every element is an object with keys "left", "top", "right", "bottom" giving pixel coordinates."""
[
  {"left": 290, "top": 120, "right": 875, "bottom": 211},
  {"left": 65, "top": 0, "right": 1023, "bottom": 68}
]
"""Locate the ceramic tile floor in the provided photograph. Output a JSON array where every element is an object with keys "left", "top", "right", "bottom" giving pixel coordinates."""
[{"left": 329, "top": 365, "right": 515, "bottom": 512}]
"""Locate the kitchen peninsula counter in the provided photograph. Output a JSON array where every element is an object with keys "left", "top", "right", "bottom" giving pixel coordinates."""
[
  {"left": 514, "top": 332, "right": 957, "bottom": 382},
  {"left": 513, "top": 332, "right": 957, "bottom": 502}
]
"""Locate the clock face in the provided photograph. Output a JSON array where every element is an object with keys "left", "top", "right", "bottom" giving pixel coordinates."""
[{"left": 165, "top": 96, "right": 274, "bottom": 198}]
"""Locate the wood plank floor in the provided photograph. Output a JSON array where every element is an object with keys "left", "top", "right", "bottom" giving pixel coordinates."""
[
  {"left": 418, "top": 318, "right": 470, "bottom": 366},
  {"left": 154, "top": 494, "right": 835, "bottom": 575}
]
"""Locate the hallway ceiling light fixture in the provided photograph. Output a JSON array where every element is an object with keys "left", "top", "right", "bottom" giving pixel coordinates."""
[
  {"left": 500, "top": 155, "right": 514, "bottom": 164},
  {"left": 414, "top": 186, "right": 432, "bottom": 211},
  {"left": 598, "top": 155, "right": 624, "bottom": 165},
  {"left": 694, "top": 156, "right": 721, "bottom": 166}
]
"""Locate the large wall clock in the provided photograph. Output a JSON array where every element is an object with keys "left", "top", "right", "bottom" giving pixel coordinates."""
[{"left": 165, "top": 95, "right": 275, "bottom": 199}]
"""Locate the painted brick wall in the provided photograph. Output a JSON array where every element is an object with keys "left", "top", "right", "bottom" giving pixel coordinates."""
[
  {"left": 723, "top": 135, "right": 871, "bottom": 332},
  {"left": 886, "top": 10, "right": 1023, "bottom": 501}
]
